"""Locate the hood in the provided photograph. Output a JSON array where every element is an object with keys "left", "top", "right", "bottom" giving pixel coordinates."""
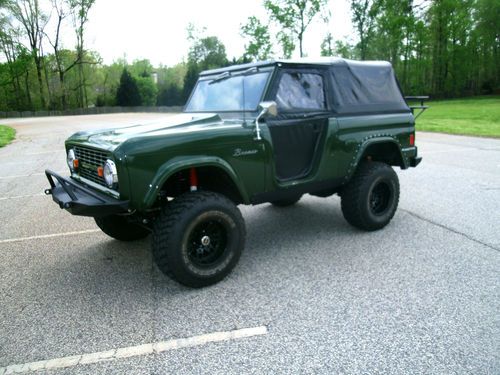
[{"left": 67, "top": 113, "right": 234, "bottom": 151}]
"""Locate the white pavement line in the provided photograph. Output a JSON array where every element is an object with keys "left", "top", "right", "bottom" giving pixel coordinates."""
[
  {"left": 26, "top": 150, "right": 65, "bottom": 156},
  {"left": 0, "top": 194, "right": 45, "bottom": 201},
  {"left": 0, "top": 229, "right": 101, "bottom": 244},
  {"left": 0, "top": 326, "right": 268, "bottom": 374}
]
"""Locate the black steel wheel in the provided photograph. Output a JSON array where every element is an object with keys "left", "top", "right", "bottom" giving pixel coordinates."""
[
  {"left": 95, "top": 215, "right": 150, "bottom": 241},
  {"left": 341, "top": 161, "right": 399, "bottom": 231},
  {"left": 187, "top": 219, "right": 228, "bottom": 267},
  {"left": 152, "top": 191, "right": 245, "bottom": 288},
  {"left": 369, "top": 181, "right": 392, "bottom": 216}
]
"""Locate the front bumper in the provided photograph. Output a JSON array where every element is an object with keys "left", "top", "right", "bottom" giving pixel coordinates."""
[{"left": 45, "top": 170, "right": 129, "bottom": 217}]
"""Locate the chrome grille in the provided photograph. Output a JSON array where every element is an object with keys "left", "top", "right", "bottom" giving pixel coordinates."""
[{"left": 74, "top": 146, "right": 109, "bottom": 187}]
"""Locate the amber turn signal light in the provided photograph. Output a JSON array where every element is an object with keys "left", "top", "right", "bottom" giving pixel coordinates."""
[
  {"left": 97, "top": 166, "right": 104, "bottom": 177},
  {"left": 73, "top": 159, "right": 79, "bottom": 169}
]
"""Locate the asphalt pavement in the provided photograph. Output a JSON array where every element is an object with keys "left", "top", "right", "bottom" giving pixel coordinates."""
[{"left": 0, "top": 114, "right": 499, "bottom": 374}]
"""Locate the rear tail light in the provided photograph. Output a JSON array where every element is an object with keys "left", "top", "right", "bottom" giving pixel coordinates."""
[{"left": 409, "top": 133, "right": 415, "bottom": 146}]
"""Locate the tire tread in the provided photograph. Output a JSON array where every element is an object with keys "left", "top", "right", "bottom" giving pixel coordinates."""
[
  {"left": 341, "top": 162, "right": 399, "bottom": 231},
  {"left": 152, "top": 191, "right": 245, "bottom": 287}
]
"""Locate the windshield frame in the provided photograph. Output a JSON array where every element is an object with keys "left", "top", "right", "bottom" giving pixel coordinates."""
[{"left": 184, "top": 67, "right": 275, "bottom": 114}]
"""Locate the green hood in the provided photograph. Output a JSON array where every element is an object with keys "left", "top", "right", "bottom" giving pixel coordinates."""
[{"left": 66, "top": 113, "right": 239, "bottom": 151}]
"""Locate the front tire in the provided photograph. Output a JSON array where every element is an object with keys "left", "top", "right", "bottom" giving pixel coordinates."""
[
  {"left": 152, "top": 191, "right": 246, "bottom": 288},
  {"left": 95, "top": 215, "right": 150, "bottom": 241},
  {"left": 341, "top": 162, "right": 399, "bottom": 231}
]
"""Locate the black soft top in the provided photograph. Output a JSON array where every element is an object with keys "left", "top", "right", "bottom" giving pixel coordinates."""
[
  {"left": 200, "top": 57, "right": 410, "bottom": 115},
  {"left": 200, "top": 57, "right": 356, "bottom": 76}
]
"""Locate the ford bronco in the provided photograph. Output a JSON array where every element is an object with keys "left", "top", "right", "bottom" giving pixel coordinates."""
[{"left": 45, "top": 57, "right": 423, "bottom": 287}]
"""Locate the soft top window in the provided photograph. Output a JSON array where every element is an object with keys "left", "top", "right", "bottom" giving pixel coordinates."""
[
  {"left": 330, "top": 63, "right": 409, "bottom": 114},
  {"left": 275, "top": 72, "right": 326, "bottom": 111}
]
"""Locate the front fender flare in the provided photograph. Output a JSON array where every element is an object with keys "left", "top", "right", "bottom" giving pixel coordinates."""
[{"left": 142, "top": 156, "right": 249, "bottom": 208}]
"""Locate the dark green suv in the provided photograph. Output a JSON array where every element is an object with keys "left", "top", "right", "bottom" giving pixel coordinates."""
[{"left": 46, "top": 57, "right": 422, "bottom": 287}]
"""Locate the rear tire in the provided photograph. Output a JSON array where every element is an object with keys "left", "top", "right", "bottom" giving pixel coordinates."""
[
  {"left": 271, "top": 194, "right": 302, "bottom": 207},
  {"left": 152, "top": 191, "right": 245, "bottom": 288},
  {"left": 95, "top": 215, "right": 150, "bottom": 241},
  {"left": 341, "top": 162, "right": 399, "bottom": 231}
]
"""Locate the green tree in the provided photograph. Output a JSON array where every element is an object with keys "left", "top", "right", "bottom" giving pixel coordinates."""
[
  {"left": 0, "top": 16, "right": 33, "bottom": 110},
  {"left": 136, "top": 75, "right": 157, "bottom": 106},
  {"left": 240, "top": 16, "right": 273, "bottom": 61},
  {"left": 68, "top": 0, "right": 96, "bottom": 108},
  {"left": 156, "top": 63, "right": 186, "bottom": 106},
  {"left": 129, "top": 59, "right": 154, "bottom": 78},
  {"left": 45, "top": 0, "right": 76, "bottom": 110},
  {"left": 157, "top": 83, "right": 183, "bottom": 106},
  {"left": 350, "top": 0, "right": 379, "bottom": 60},
  {"left": 473, "top": 0, "right": 500, "bottom": 93},
  {"left": 320, "top": 32, "right": 334, "bottom": 56},
  {"left": 116, "top": 68, "right": 141, "bottom": 106},
  {"left": 370, "top": 0, "right": 415, "bottom": 86},
  {"left": 183, "top": 62, "right": 200, "bottom": 102},
  {"left": 264, "top": 0, "right": 328, "bottom": 57},
  {"left": 188, "top": 35, "right": 228, "bottom": 70},
  {"left": 6, "top": 0, "right": 49, "bottom": 109},
  {"left": 333, "top": 40, "right": 357, "bottom": 59},
  {"left": 183, "top": 32, "right": 228, "bottom": 102}
]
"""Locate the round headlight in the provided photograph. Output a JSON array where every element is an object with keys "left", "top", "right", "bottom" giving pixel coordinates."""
[
  {"left": 67, "top": 149, "right": 76, "bottom": 171},
  {"left": 103, "top": 159, "right": 118, "bottom": 188}
]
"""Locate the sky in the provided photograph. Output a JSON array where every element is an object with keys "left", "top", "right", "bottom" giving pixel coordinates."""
[{"left": 62, "top": 0, "right": 355, "bottom": 67}]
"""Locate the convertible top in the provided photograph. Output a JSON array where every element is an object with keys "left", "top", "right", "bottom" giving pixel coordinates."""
[
  {"left": 199, "top": 57, "right": 391, "bottom": 76},
  {"left": 200, "top": 57, "right": 410, "bottom": 116}
]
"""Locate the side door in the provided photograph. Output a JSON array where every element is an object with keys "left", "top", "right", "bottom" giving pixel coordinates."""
[{"left": 266, "top": 69, "right": 330, "bottom": 182}]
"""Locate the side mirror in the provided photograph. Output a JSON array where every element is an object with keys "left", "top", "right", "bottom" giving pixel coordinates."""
[
  {"left": 255, "top": 101, "right": 278, "bottom": 140},
  {"left": 259, "top": 101, "right": 278, "bottom": 117}
]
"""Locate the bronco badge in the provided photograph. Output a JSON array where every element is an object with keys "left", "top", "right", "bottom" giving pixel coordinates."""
[{"left": 233, "top": 148, "right": 258, "bottom": 157}]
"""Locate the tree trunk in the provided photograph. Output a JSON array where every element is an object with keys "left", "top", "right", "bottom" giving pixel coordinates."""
[
  {"left": 43, "top": 57, "right": 53, "bottom": 109},
  {"left": 59, "top": 70, "right": 67, "bottom": 110},
  {"left": 24, "top": 71, "right": 33, "bottom": 110},
  {"left": 34, "top": 55, "right": 46, "bottom": 109}
]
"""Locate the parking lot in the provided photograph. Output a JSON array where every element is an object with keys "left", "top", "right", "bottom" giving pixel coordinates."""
[{"left": 0, "top": 113, "right": 499, "bottom": 374}]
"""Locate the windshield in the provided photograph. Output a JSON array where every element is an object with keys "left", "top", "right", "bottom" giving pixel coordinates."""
[{"left": 185, "top": 71, "right": 270, "bottom": 112}]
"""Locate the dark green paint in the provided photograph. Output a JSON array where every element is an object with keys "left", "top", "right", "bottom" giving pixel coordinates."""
[{"left": 63, "top": 61, "right": 420, "bottom": 213}]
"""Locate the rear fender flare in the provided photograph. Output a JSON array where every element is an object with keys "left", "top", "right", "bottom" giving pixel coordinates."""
[{"left": 346, "top": 137, "right": 406, "bottom": 181}]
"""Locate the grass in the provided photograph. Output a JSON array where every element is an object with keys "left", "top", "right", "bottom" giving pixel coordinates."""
[
  {"left": 413, "top": 96, "right": 500, "bottom": 138},
  {"left": 0, "top": 125, "right": 16, "bottom": 147}
]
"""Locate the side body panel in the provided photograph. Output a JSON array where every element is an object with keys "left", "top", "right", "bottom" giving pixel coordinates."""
[
  {"left": 118, "top": 123, "right": 267, "bottom": 210},
  {"left": 335, "top": 112, "right": 416, "bottom": 182}
]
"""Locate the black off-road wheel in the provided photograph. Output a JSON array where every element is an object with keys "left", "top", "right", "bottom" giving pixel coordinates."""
[
  {"left": 271, "top": 194, "right": 302, "bottom": 207},
  {"left": 341, "top": 162, "right": 399, "bottom": 231},
  {"left": 152, "top": 191, "right": 246, "bottom": 288},
  {"left": 95, "top": 215, "right": 150, "bottom": 241}
]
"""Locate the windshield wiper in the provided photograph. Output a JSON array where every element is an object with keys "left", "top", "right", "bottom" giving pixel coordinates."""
[
  {"left": 209, "top": 71, "right": 231, "bottom": 85},
  {"left": 242, "top": 67, "right": 258, "bottom": 75}
]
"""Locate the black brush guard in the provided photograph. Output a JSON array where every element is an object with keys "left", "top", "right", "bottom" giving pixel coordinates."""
[{"left": 45, "top": 170, "right": 129, "bottom": 217}]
